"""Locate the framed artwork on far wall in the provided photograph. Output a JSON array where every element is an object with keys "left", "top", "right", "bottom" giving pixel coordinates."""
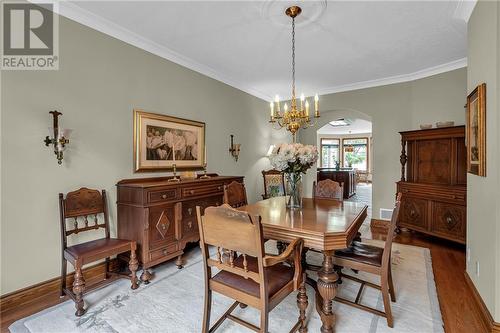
[
  {"left": 133, "top": 109, "right": 205, "bottom": 172},
  {"left": 466, "top": 83, "right": 486, "bottom": 177}
]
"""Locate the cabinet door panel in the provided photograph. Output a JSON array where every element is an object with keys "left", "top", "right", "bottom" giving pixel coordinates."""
[
  {"left": 416, "top": 139, "right": 451, "bottom": 184},
  {"left": 400, "top": 197, "right": 428, "bottom": 231},
  {"left": 148, "top": 204, "right": 176, "bottom": 250},
  {"left": 432, "top": 202, "right": 466, "bottom": 242}
]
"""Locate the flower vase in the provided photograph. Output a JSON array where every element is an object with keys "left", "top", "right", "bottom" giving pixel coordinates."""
[{"left": 286, "top": 173, "right": 303, "bottom": 209}]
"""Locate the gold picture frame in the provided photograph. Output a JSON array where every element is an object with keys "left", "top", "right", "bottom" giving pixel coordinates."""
[
  {"left": 133, "top": 109, "right": 205, "bottom": 172},
  {"left": 466, "top": 83, "right": 486, "bottom": 177}
]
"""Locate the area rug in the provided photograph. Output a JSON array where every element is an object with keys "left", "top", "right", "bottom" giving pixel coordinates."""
[{"left": 9, "top": 240, "right": 443, "bottom": 333}]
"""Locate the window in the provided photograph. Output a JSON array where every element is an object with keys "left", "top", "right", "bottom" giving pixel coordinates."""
[
  {"left": 320, "top": 139, "right": 340, "bottom": 168},
  {"left": 342, "top": 138, "right": 368, "bottom": 171}
]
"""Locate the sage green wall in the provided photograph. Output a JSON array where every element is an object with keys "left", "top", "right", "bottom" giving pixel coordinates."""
[
  {"left": 299, "top": 68, "right": 466, "bottom": 221},
  {"left": 467, "top": 0, "right": 500, "bottom": 321},
  {"left": 0, "top": 16, "right": 285, "bottom": 295}
]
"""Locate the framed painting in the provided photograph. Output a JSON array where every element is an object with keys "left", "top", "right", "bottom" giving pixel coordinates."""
[
  {"left": 133, "top": 109, "right": 205, "bottom": 172},
  {"left": 466, "top": 83, "right": 486, "bottom": 177}
]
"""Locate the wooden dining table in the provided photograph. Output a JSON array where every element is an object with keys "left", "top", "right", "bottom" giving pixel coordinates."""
[{"left": 239, "top": 196, "right": 368, "bottom": 333}]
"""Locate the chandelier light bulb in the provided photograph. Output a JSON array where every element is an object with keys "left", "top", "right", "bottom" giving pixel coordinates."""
[
  {"left": 275, "top": 95, "right": 280, "bottom": 103},
  {"left": 284, "top": 103, "right": 288, "bottom": 112}
]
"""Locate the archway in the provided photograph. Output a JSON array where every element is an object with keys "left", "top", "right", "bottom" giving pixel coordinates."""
[{"left": 299, "top": 108, "right": 374, "bottom": 231}]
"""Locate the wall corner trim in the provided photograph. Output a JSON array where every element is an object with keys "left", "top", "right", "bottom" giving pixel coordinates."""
[{"left": 464, "top": 272, "right": 500, "bottom": 333}]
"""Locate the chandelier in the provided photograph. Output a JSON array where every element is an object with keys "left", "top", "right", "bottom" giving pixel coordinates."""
[{"left": 269, "top": 6, "right": 320, "bottom": 142}]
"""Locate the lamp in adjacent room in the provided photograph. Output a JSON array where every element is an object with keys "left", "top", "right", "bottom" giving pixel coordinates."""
[{"left": 43, "top": 111, "right": 71, "bottom": 165}]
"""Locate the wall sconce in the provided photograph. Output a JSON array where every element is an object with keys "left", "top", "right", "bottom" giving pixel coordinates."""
[
  {"left": 229, "top": 134, "right": 241, "bottom": 162},
  {"left": 43, "top": 111, "right": 71, "bottom": 164}
]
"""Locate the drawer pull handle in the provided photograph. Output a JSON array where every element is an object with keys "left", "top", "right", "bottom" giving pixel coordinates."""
[
  {"left": 218, "top": 186, "right": 222, "bottom": 190},
  {"left": 187, "top": 208, "right": 193, "bottom": 216},
  {"left": 188, "top": 221, "right": 193, "bottom": 229},
  {"left": 161, "top": 224, "right": 167, "bottom": 230},
  {"left": 216, "top": 202, "right": 220, "bottom": 206},
  {"left": 162, "top": 194, "right": 167, "bottom": 199},
  {"left": 446, "top": 217, "right": 453, "bottom": 224},
  {"left": 162, "top": 249, "right": 168, "bottom": 255},
  {"left": 189, "top": 190, "right": 195, "bottom": 194}
]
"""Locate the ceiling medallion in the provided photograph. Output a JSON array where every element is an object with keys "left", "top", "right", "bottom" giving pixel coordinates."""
[{"left": 269, "top": 6, "right": 320, "bottom": 142}]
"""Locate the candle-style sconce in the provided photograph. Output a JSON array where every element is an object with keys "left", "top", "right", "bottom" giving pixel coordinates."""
[
  {"left": 229, "top": 134, "right": 241, "bottom": 162},
  {"left": 43, "top": 111, "right": 71, "bottom": 165}
]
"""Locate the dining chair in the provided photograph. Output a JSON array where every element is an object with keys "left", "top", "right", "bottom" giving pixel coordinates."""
[
  {"left": 333, "top": 193, "right": 402, "bottom": 327},
  {"left": 313, "top": 179, "right": 343, "bottom": 201},
  {"left": 196, "top": 204, "right": 308, "bottom": 333},
  {"left": 261, "top": 169, "right": 286, "bottom": 199},
  {"left": 59, "top": 188, "right": 139, "bottom": 316},
  {"left": 223, "top": 180, "right": 248, "bottom": 208}
]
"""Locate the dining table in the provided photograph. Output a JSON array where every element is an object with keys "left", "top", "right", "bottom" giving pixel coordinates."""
[{"left": 239, "top": 196, "right": 368, "bottom": 333}]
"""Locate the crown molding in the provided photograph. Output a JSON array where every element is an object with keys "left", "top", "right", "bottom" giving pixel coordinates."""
[
  {"left": 453, "top": 0, "right": 477, "bottom": 22},
  {"left": 54, "top": 1, "right": 271, "bottom": 101},
  {"left": 46, "top": 2, "right": 467, "bottom": 102},
  {"left": 317, "top": 58, "right": 467, "bottom": 96}
]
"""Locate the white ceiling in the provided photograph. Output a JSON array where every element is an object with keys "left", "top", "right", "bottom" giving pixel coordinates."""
[
  {"left": 317, "top": 118, "right": 372, "bottom": 135},
  {"left": 56, "top": 0, "right": 475, "bottom": 101}
]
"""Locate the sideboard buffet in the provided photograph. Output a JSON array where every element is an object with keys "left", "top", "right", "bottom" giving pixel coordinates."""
[
  {"left": 116, "top": 175, "right": 243, "bottom": 283},
  {"left": 397, "top": 126, "right": 466, "bottom": 244}
]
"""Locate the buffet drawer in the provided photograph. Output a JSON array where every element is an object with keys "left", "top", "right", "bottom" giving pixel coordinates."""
[
  {"left": 148, "top": 188, "right": 179, "bottom": 203},
  {"left": 182, "top": 184, "right": 223, "bottom": 198},
  {"left": 149, "top": 243, "right": 178, "bottom": 262}
]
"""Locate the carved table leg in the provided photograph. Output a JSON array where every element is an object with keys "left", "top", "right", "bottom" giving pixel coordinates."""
[
  {"left": 175, "top": 255, "right": 184, "bottom": 269},
  {"left": 317, "top": 250, "right": 338, "bottom": 333},
  {"left": 129, "top": 248, "right": 139, "bottom": 290},
  {"left": 73, "top": 263, "right": 86, "bottom": 317},
  {"left": 297, "top": 277, "right": 309, "bottom": 333},
  {"left": 140, "top": 268, "right": 152, "bottom": 285}
]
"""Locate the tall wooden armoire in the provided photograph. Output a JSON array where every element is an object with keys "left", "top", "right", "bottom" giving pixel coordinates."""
[{"left": 397, "top": 126, "right": 466, "bottom": 244}]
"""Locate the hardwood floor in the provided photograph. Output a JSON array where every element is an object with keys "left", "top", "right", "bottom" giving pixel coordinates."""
[
  {"left": 371, "top": 226, "right": 484, "bottom": 333},
  {"left": 1, "top": 228, "right": 484, "bottom": 333}
]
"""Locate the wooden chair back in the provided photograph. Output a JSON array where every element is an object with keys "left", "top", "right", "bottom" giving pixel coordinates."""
[
  {"left": 381, "top": 193, "right": 403, "bottom": 269},
  {"left": 223, "top": 181, "right": 248, "bottom": 208},
  {"left": 313, "top": 179, "right": 343, "bottom": 200},
  {"left": 261, "top": 169, "right": 286, "bottom": 199},
  {"left": 197, "top": 204, "right": 266, "bottom": 286},
  {"left": 59, "top": 188, "right": 110, "bottom": 250}
]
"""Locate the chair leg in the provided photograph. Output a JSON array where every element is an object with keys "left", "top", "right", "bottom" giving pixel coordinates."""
[
  {"left": 73, "top": 263, "right": 86, "bottom": 317},
  {"left": 381, "top": 274, "right": 394, "bottom": 328},
  {"left": 105, "top": 257, "right": 110, "bottom": 279},
  {"left": 388, "top": 266, "right": 396, "bottom": 302},
  {"left": 60, "top": 257, "right": 67, "bottom": 297},
  {"left": 202, "top": 290, "right": 212, "bottom": 333},
  {"left": 296, "top": 280, "right": 308, "bottom": 333},
  {"left": 260, "top": 310, "right": 269, "bottom": 333},
  {"left": 129, "top": 247, "right": 139, "bottom": 290}
]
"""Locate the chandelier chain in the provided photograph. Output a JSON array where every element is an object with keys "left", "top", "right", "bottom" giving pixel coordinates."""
[{"left": 291, "top": 16, "right": 296, "bottom": 101}]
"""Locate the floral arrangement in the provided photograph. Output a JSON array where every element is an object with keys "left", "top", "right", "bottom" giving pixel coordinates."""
[{"left": 269, "top": 143, "right": 319, "bottom": 174}]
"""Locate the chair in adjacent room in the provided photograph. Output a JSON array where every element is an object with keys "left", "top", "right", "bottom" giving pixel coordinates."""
[
  {"left": 333, "top": 193, "right": 402, "bottom": 327},
  {"left": 313, "top": 179, "right": 343, "bottom": 201},
  {"left": 59, "top": 187, "right": 139, "bottom": 316},
  {"left": 196, "top": 204, "right": 308, "bottom": 333},
  {"left": 223, "top": 180, "right": 248, "bottom": 208},
  {"left": 261, "top": 169, "right": 286, "bottom": 199}
]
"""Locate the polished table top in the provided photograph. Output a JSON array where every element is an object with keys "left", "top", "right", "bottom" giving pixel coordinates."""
[{"left": 239, "top": 196, "right": 368, "bottom": 251}]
